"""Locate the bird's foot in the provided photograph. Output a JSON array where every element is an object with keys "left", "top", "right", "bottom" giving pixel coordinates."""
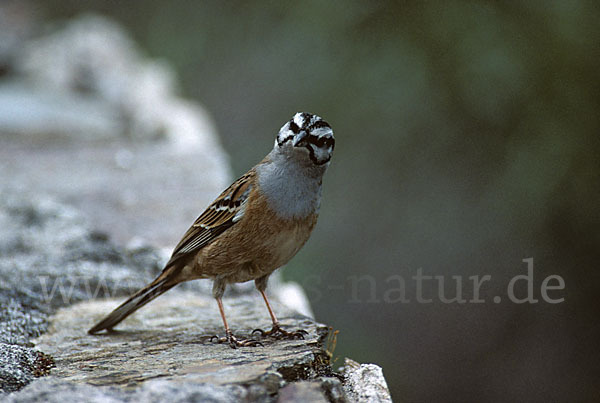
[
  {"left": 210, "top": 331, "right": 263, "bottom": 349},
  {"left": 252, "top": 323, "right": 308, "bottom": 340}
]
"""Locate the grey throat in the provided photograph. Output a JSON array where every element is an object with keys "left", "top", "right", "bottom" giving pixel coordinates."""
[{"left": 256, "top": 147, "right": 328, "bottom": 219}]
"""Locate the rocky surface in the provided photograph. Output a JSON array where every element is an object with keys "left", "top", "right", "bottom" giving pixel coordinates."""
[
  {"left": 37, "top": 293, "right": 330, "bottom": 388},
  {"left": 0, "top": 188, "right": 163, "bottom": 393},
  {"left": 342, "top": 359, "right": 392, "bottom": 403},
  {"left": 0, "top": 345, "right": 53, "bottom": 394},
  {"left": 25, "top": 292, "right": 336, "bottom": 399},
  {"left": 0, "top": 14, "right": 231, "bottom": 247}
]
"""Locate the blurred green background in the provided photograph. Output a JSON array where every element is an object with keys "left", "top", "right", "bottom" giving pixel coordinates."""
[{"left": 34, "top": 1, "right": 600, "bottom": 401}]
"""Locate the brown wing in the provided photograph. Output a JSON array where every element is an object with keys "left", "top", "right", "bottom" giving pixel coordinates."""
[{"left": 164, "top": 172, "right": 253, "bottom": 268}]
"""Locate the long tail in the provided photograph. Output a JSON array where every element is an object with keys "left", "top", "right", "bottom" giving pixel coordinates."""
[{"left": 88, "top": 270, "right": 179, "bottom": 334}]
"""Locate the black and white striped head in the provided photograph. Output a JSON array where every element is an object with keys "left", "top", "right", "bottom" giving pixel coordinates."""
[{"left": 276, "top": 112, "right": 335, "bottom": 166}]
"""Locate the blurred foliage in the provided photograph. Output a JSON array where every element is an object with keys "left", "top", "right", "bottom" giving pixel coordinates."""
[{"left": 38, "top": 1, "right": 600, "bottom": 401}]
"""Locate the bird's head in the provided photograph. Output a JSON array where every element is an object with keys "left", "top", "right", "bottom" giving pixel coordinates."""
[{"left": 276, "top": 112, "right": 335, "bottom": 167}]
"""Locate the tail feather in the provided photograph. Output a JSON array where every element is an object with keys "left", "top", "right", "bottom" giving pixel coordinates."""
[{"left": 88, "top": 276, "right": 177, "bottom": 334}]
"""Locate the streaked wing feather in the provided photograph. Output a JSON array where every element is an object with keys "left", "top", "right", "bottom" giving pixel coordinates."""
[{"left": 165, "top": 173, "right": 253, "bottom": 267}]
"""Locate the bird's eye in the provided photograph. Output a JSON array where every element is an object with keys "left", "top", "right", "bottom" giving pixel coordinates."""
[{"left": 313, "top": 137, "right": 334, "bottom": 149}]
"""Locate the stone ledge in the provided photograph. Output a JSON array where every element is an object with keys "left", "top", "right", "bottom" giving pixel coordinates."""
[
  {"left": 36, "top": 292, "right": 332, "bottom": 388},
  {"left": 12, "top": 291, "right": 347, "bottom": 402}
]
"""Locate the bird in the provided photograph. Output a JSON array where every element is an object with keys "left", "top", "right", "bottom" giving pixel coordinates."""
[{"left": 88, "top": 112, "right": 335, "bottom": 348}]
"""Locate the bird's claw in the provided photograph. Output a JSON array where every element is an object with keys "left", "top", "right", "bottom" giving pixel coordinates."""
[
  {"left": 210, "top": 332, "right": 263, "bottom": 348},
  {"left": 252, "top": 324, "right": 308, "bottom": 340}
]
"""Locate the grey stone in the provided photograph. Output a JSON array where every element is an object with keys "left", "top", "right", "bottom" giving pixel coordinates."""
[
  {"left": 0, "top": 81, "right": 123, "bottom": 142},
  {"left": 0, "top": 344, "right": 53, "bottom": 394},
  {"left": 0, "top": 13, "right": 231, "bottom": 247},
  {"left": 342, "top": 358, "right": 392, "bottom": 402},
  {"left": 0, "top": 134, "right": 230, "bottom": 247},
  {"left": 0, "top": 189, "right": 163, "bottom": 312},
  {"left": 277, "top": 381, "right": 328, "bottom": 402},
  {"left": 320, "top": 376, "right": 347, "bottom": 403},
  {"left": 32, "top": 292, "right": 331, "bottom": 388},
  {"left": 12, "top": 14, "right": 228, "bottom": 153},
  {"left": 2, "top": 378, "right": 254, "bottom": 403},
  {"left": 4, "top": 287, "right": 341, "bottom": 401},
  {"left": 0, "top": 188, "right": 162, "bottom": 394}
]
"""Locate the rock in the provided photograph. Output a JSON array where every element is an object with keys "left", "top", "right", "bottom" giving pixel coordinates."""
[
  {"left": 3, "top": 378, "right": 254, "bottom": 403},
  {"left": 0, "top": 189, "right": 163, "bottom": 312},
  {"left": 0, "top": 135, "right": 229, "bottom": 247},
  {"left": 0, "top": 344, "right": 53, "bottom": 394},
  {"left": 277, "top": 381, "right": 329, "bottom": 402},
  {"left": 320, "top": 377, "right": 347, "bottom": 403},
  {"left": 342, "top": 358, "right": 392, "bottom": 402},
  {"left": 14, "top": 14, "right": 224, "bottom": 152},
  {"left": 0, "top": 187, "right": 162, "bottom": 394},
  {"left": 273, "top": 282, "right": 315, "bottom": 319},
  {"left": 0, "top": 80, "right": 123, "bottom": 142},
  {"left": 0, "top": 13, "right": 231, "bottom": 247},
  {"left": 33, "top": 292, "right": 331, "bottom": 388}
]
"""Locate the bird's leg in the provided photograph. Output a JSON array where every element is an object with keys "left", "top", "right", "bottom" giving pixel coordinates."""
[
  {"left": 252, "top": 289, "right": 308, "bottom": 340},
  {"left": 209, "top": 278, "right": 261, "bottom": 348},
  {"left": 210, "top": 296, "right": 262, "bottom": 348}
]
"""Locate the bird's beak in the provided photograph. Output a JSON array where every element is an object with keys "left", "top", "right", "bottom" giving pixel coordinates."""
[{"left": 292, "top": 131, "right": 307, "bottom": 147}]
